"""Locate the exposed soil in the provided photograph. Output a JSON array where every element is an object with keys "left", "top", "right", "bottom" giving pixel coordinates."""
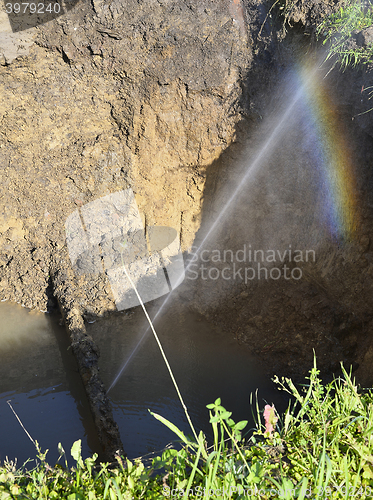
[
  {"left": 210, "top": 278, "right": 369, "bottom": 383},
  {"left": 183, "top": 107, "right": 373, "bottom": 386},
  {"left": 1, "top": 0, "right": 373, "bottom": 455},
  {"left": 0, "top": 0, "right": 350, "bottom": 312},
  {"left": 0, "top": 0, "right": 257, "bottom": 311}
]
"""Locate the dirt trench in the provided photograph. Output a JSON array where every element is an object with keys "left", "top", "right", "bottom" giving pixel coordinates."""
[{"left": 1, "top": 0, "right": 373, "bottom": 457}]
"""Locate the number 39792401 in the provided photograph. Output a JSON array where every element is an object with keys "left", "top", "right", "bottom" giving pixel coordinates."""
[{"left": 5, "top": 3, "right": 61, "bottom": 14}]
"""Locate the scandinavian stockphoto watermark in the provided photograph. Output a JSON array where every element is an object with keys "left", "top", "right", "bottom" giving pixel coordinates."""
[
  {"left": 186, "top": 245, "right": 316, "bottom": 283},
  {"left": 65, "top": 189, "right": 185, "bottom": 311},
  {"left": 162, "top": 483, "right": 373, "bottom": 498}
]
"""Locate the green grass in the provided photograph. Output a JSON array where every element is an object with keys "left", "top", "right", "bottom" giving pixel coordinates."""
[
  {"left": 2, "top": 357, "right": 373, "bottom": 499},
  {"left": 317, "top": 0, "right": 373, "bottom": 70}
]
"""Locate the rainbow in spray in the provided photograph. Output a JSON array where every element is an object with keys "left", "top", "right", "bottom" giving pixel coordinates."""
[{"left": 297, "top": 63, "right": 360, "bottom": 241}]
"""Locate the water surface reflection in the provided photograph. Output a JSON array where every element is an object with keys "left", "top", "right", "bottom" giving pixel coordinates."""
[
  {"left": 88, "top": 304, "right": 286, "bottom": 459},
  {"left": 0, "top": 302, "right": 101, "bottom": 465}
]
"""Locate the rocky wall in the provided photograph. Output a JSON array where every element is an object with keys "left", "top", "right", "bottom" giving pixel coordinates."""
[{"left": 0, "top": 0, "right": 255, "bottom": 312}]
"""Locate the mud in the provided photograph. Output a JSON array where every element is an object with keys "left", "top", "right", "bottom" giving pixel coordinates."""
[{"left": 182, "top": 109, "right": 373, "bottom": 386}]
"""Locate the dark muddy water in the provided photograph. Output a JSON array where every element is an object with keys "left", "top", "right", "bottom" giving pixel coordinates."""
[
  {"left": 0, "top": 300, "right": 286, "bottom": 463},
  {"left": 0, "top": 302, "right": 101, "bottom": 466},
  {"left": 87, "top": 302, "right": 286, "bottom": 459}
]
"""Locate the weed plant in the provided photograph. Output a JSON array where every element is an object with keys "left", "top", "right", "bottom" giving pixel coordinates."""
[
  {"left": 1, "top": 358, "right": 373, "bottom": 499},
  {"left": 317, "top": 0, "right": 373, "bottom": 69}
]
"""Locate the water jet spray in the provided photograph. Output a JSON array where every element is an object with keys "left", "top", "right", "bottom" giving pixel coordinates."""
[{"left": 108, "top": 60, "right": 329, "bottom": 391}]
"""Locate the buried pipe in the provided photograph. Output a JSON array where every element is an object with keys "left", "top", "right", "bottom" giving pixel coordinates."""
[
  {"left": 50, "top": 259, "right": 125, "bottom": 461},
  {"left": 57, "top": 302, "right": 125, "bottom": 461}
]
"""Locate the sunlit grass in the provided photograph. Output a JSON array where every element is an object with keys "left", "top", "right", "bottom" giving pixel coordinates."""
[
  {"left": 317, "top": 0, "right": 373, "bottom": 70},
  {"left": 1, "top": 357, "right": 373, "bottom": 498}
]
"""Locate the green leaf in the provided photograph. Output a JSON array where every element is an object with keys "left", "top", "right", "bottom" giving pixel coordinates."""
[
  {"left": 149, "top": 411, "right": 195, "bottom": 445},
  {"left": 71, "top": 440, "right": 83, "bottom": 466},
  {"left": 108, "top": 478, "right": 123, "bottom": 500},
  {"left": 210, "top": 416, "right": 220, "bottom": 423},
  {"left": 284, "top": 409, "right": 292, "bottom": 435},
  {"left": 235, "top": 420, "right": 248, "bottom": 431},
  {"left": 128, "top": 475, "right": 135, "bottom": 490},
  {"left": 220, "top": 411, "right": 232, "bottom": 420},
  {"left": 182, "top": 434, "right": 204, "bottom": 500}
]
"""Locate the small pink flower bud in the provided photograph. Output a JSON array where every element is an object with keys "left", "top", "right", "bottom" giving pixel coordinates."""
[{"left": 263, "top": 404, "right": 278, "bottom": 437}]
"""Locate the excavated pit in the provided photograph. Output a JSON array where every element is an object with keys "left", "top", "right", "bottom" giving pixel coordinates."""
[{"left": 1, "top": 0, "right": 373, "bottom": 461}]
